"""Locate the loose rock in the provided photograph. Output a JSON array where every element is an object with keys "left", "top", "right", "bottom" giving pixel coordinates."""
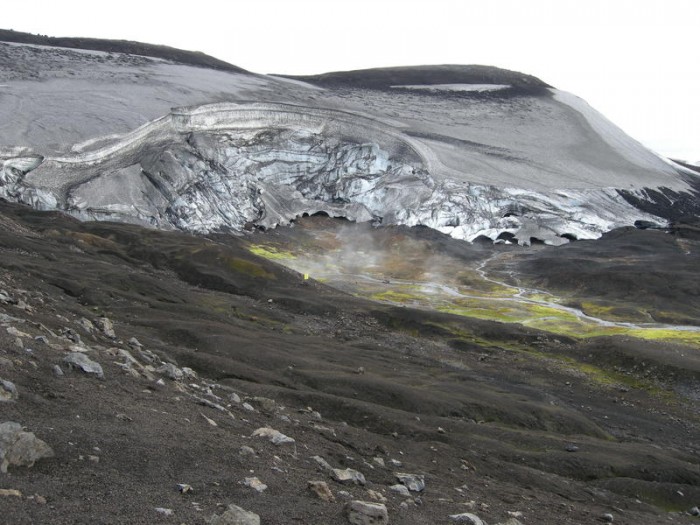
[
  {"left": 7, "top": 326, "right": 30, "bottom": 338},
  {"left": 15, "top": 299, "right": 32, "bottom": 312},
  {"left": 308, "top": 480, "right": 335, "bottom": 502},
  {"left": 244, "top": 477, "right": 267, "bottom": 493},
  {"left": 96, "top": 317, "right": 116, "bottom": 338},
  {"left": 239, "top": 446, "right": 256, "bottom": 457},
  {"left": 63, "top": 352, "right": 104, "bottom": 379},
  {"left": 62, "top": 328, "right": 81, "bottom": 344},
  {"left": 67, "top": 343, "right": 90, "bottom": 353},
  {"left": 76, "top": 318, "right": 95, "bottom": 333},
  {"left": 332, "top": 468, "right": 366, "bottom": 486},
  {"left": 181, "top": 366, "right": 197, "bottom": 379},
  {"left": 200, "top": 413, "right": 218, "bottom": 426},
  {"left": 367, "top": 489, "right": 387, "bottom": 503},
  {"left": 601, "top": 513, "right": 614, "bottom": 523},
  {"left": 395, "top": 472, "right": 425, "bottom": 492},
  {"left": 449, "top": 513, "right": 485, "bottom": 524},
  {"left": 250, "top": 396, "right": 278, "bottom": 413},
  {"left": 0, "top": 488, "right": 22, "bottom": 497},
  {"left": 0, "top": 379, "right": 18, "bottom": 402},
  {"left": 138, "top": 349, "right": 158, "bottom": 364},
  {"left": 207, "top": 503, "right": 260, "bottom": 525},
  {"left": 312, "top": 455, "right": 334, "bottom": 472},
  {"left": 195, "top": 396, "right": 227, "bottom": 412},
  {"left": 251, "top": 427, "right": 295, "bottom": 445},
  {"left": 345, "top": 500, "right": 389, "bottom": 525},
  {"left": 0, "top": 421, "right": 54, "bottom": 473},
  {"left": 156, "top": 362, "right": 183, "bottom": 380},
  {"left": 389, "top": 484, "right": 411, "bottom": 497}
]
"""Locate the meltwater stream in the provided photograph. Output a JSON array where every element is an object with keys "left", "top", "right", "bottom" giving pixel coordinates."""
[
  {"left": 320, "top": 266, "right": 700, "bottom": 334},
  {"left": 247, "top": 217, "right": 700, "bottom": 345},
  {"left": 472, "top": 255, "right": 700, "bottom": 333}
]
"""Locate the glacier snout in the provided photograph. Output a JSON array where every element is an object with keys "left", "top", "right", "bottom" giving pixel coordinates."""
[{"left": 0, "top": 103, "right": 669, "bottom": 244}]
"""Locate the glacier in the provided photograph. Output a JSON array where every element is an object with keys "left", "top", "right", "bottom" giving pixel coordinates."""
[
  {"left": 0, "top": 102, "right": 671, "bottom": 245},
  {"left": 0, "top": 41, "right": 697, "bottom": 245}
]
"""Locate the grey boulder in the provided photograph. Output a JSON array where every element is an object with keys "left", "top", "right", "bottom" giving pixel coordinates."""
[
  {"left": 63, "top": 352, "right": 104, "bottom": 379},
  {"left": 0, "top": 421, "right": 54, "bottom": 473},
  {"left": 207, "top": 503, "right": 260, "bottom": 525},
  {"left": 0, "top": 380, "right": 18, "bottom": 402},
  {"left": 345, "top": 500, "right": 389, "bottom": 525}
]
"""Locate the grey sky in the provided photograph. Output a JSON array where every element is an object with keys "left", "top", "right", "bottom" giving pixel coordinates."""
[{"left": 3, "top": 0, "right": 699, "bottom": 161}]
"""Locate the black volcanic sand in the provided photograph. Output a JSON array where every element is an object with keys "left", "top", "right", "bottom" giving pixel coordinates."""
[{"left": 0, "top": 202, "right": 699, "bottom": 524}]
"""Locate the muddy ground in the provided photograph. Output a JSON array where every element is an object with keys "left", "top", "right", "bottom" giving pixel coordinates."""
[{"left": 0, "top": 201, "right": 699, "bottom": 524}]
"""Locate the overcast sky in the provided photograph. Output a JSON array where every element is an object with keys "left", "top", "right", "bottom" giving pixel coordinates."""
[{"left": 4, "top": 0, "right": 699, "bottom": 161}]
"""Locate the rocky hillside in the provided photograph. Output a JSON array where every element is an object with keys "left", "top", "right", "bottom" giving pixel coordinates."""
[
  {"left": 1, "top": 32, "right": 699, "bottom": 524},
  {"left": 0, "top": 201, "right": 699, "bottom": 524}
]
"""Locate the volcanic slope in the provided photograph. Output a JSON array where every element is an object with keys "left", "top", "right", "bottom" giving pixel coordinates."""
[
  {"left": 1, "top": 33, "right": 699, "bottom": 523},
  {"left": 0, "top": 202, "right": 699, "bottom": 524},
  {"left": 1, "top": 33, "right": 699, "bottom": 245}
]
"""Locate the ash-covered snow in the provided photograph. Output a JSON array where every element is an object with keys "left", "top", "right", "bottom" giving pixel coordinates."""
[{"left": 0, "top": 41, "right": 693, "bottom": 245}]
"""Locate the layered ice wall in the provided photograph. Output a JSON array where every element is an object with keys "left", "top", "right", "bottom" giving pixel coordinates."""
[{"left": 0, "top": 101, "right": 672, "bottom": 245}]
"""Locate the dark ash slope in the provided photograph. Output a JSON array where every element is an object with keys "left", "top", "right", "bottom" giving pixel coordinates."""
[
  {"left": 0, "top": 28, "right": 247, "bottom": 72},
  {"left": 0, "top": 201, "right": 698, "bottom": 524}
]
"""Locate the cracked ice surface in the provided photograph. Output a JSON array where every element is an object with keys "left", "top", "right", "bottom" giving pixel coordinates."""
[{"left": 1, "top": 102, "right": 667, "bottom": 245}]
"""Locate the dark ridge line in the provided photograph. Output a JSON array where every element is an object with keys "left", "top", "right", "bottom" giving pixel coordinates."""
[
  {"left": 0, "top": 28, "right": 248, "bottom": 73},
  {"left": 279, "top": 64, "right": 551, "bottom": 92}
]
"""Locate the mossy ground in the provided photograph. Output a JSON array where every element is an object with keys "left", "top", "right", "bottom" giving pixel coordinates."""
[
  {"left": 246, "top": 222, "right": 700, "bottom": 351},
  {"left": 247, "top": 244, "right": 298, "bottom": 260}
]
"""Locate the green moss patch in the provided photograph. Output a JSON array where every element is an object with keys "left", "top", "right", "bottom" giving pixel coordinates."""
[{"left": 247, "top": 244, "right": 297, "bottom": 260}]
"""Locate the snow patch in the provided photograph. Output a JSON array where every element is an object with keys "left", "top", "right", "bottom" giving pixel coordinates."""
[{"left": 391, "top": 84, "right": 510, "bottom": 92}]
